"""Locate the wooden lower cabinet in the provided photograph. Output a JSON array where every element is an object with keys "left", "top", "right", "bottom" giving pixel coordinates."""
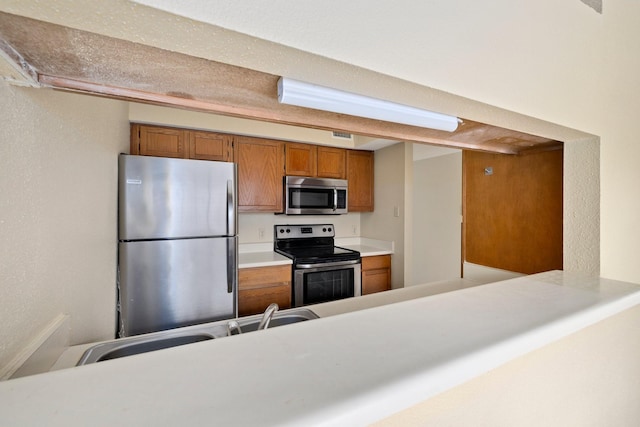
[
  {"left": 238, "top": 265, "right": 292, "bottom": 316},
  {"left": 361, "top": 255, "right": 391, "bottom": 295}
]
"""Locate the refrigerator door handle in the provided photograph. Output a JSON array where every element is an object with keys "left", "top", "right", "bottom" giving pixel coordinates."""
[
  {"left": 227, "top": 238, "right": 236, "bottom": 294},
  {"left": 227, "top": 179, "right": 235, "bottom": 235}
]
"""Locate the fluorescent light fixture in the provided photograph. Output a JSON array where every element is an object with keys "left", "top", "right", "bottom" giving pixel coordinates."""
[{"left": 277, "top": 77, "right": 459, "bottom": 132}]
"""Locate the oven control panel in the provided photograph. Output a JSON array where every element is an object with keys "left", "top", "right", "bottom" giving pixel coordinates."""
[{"left": 274, "top": 224, "right": 335, "bottom": 239}]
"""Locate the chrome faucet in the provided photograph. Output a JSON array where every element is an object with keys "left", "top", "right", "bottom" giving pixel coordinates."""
[
  {"left": 226, "top": 319, "right": 242, "bottom": 336},
  {"left": 257, "top": 303, "right": 279, "bottom": 330}
]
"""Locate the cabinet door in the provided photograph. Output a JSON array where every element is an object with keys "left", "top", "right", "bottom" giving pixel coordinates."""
[
  {"left": 133, "top": 124, "right": 187, "bottom": 158},
  {"left": 189, "top": 131, "right": 233, "bottom": 162},
  {"left": 285, "top": 142, "right": 317, "bottom": 177},
  {"left": 236, "top": 136, "right": 284, "bottom": 212},
  {"left": 361, "top": 255, "right": 391, "bottom": 295},
  {"left": 317, "top": 146, "right": 346, "bottom": 179},
  {"left": 347, "top": 150, "right": 374, "bottom": 212},
  {"left": 238, "top": 265, "right": 291, "bottom": 316}
]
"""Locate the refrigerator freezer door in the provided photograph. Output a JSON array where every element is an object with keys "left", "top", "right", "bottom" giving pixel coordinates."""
[
  {"left": 119, "top": 155, "right": 237, "bottom": 240},
  {"left": 118, "top": 237, "right": 238, "bottom": 337}
]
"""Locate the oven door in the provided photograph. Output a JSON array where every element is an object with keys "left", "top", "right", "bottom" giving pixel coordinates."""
[{"left": 293, "top": 260, "right": 361, "bottom": 307}]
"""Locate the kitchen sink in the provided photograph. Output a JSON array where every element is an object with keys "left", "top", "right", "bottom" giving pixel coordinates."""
[
  {"left": 77, "top": 332, "right": 217, "bottom": 365},
  {"left": 230, "top": 312, "right": 318, "bottom": 334},
  {"left": 77, "top": 308, "right": 319, "bottom": 365}
]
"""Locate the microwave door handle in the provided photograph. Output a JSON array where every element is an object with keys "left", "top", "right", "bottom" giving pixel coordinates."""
[{"left": 333, "top": 188, "right": 338, "bottom": 211}]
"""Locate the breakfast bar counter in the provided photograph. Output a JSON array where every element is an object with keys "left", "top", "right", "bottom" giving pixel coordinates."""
[{"left": 1, "top": 271, "right": 640, "bottom": 426}]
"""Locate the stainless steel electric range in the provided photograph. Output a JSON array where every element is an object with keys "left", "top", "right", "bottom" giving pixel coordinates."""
[{"left": 274, "top": 224, "right": 361, "bottom": 307}]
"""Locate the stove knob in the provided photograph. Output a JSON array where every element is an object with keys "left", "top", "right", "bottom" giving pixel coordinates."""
[
  {"left": 328, "top": 227, "right": 332, "bottom": 232},
  {"left": 322, "top": 227, "right": 327, "bottom": 232},
  {"left": 286, "top": 228, "right": 291, "bottom": 233},
  {"left": 279, "top": 229, "right": 284, "bottom": 234}
]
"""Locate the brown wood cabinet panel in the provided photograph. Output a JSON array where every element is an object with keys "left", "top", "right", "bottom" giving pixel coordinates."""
[
  {"left": 463, "top": 149, "right": 563, "bottom": 274},
  {"left": 131, "top": 124, "right": 234, "bottom": 162},
  {"left": 285, "top": 142, "right": 317, "bottom": 176},
  {"left": 235, "top": 136, "right": 284, "bottom": 212},
  {"left": 361, "top": 255, "right": 391, "bottom": 295},
  {"left": 347, "top": 150, "right": 374, "bottom": 212},
  {"left": 362, "top": 254, "right": 391, "bottom": 271},
  {"left": 317, "top": 146, "right": 346, "bottom": 179},
  {"left": 132, "top": 124, "right": 187, "bottom": 158},
  {"left": 189, "top": 131, "right": 233, "bottom": 161},
  {"left": 238, "top": 265, "right": 291, "bottom": 316}
]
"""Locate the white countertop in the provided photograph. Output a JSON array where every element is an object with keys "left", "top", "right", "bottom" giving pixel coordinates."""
[
  {"left": 2, "top": 271, "right": 639, "bottom": 426},
  {"left": 336, "top": 237, "right": 394, "bottom": 257},
  {"left": 238, "top": 251, "right": 292, "bottom": 269}
]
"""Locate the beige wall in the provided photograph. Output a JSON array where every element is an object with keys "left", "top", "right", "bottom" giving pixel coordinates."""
[
  {"left": 412, "top": 152, "right": 462, "bottom": 284},
  {"left": 599, "top": 4, "right": 640, "bottom": 281},
  {"left": 0, "top": 81, "right": 129, "bottom": 369},
  {"left": 238, "top": 213, "right": 361, "bottom": 244},
  {"left": 361, "top": 143, "right": 408, "bottom": 287},
  {"left": 375, "top": 303, "right": 640, "bottom": 426}
]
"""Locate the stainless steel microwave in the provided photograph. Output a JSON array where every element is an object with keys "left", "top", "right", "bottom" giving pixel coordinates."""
[{"left": 284, "top": 176, "right": 348, "bottom": 215}]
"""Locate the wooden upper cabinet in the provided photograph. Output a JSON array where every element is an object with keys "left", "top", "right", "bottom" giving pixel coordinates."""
[
  {"left": 347, "top": 149, "right": 374, "bottom": 212},
  {"left": 132, "top": 124, "right": 187, "bottom": 158},
  {"left": 285, "top": 142, "right": 317, "bottom": 177},
  {"left": 285, "top": 142, "right": 347, "bottom": 179},
  {"left": 317, "top": 146, "right": 346, "bottom": 179},
  {"left": 189, "top": 131, "right": 233, "bottom": 162},
  {"left": 131, "top": 123, "right": 233, "bottom": 162},
  {"left": 235, "top": 136, "right": 284, "bottom": 212}
]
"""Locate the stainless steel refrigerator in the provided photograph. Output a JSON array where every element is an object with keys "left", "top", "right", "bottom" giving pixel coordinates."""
[{"left": 118, "top": 154, "right": 237, "bottom": 337}]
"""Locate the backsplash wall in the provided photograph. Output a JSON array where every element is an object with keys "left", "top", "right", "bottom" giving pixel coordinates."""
[{"left": 239, "top": 213, "right": 361, "bottom": 244}]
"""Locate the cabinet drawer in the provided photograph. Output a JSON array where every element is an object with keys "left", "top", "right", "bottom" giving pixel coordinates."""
[
  {"left": 238, "top": 265, "right": 292, "bottom": 316},
  {"left": 362, "top": 255, "right": 391, "bottom": 271},
  {"left": 238, "top": 265, "right": 291, "bottom": 290},
  {"left": 238, "top": 285, "right": 291, "bottom": 317},
  {"left": 362, "top": 270, "right": 391, "bottom": 295}
]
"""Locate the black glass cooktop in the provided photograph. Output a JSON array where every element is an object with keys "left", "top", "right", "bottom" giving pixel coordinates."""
[{"left": 276, "top": 245, "right": 360, "bottom": 264}]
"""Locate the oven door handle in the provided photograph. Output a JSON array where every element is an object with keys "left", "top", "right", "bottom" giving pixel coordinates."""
[{"left": 295, "top": 259, "right": 361, "bottom": 269}]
